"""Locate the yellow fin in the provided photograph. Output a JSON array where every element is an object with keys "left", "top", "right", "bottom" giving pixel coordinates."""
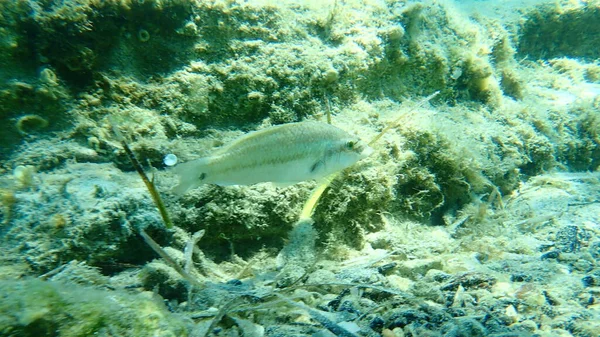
[{"left": 299, "top": 172, "right": 340, "bottom": 221}]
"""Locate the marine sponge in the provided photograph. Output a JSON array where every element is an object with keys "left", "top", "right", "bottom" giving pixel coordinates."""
[
  {"left": 137, "top": 28, "right": 150, "bottom": 42},
  {"left": 15, "top": 115, "right": 49, "bottom": 135}
]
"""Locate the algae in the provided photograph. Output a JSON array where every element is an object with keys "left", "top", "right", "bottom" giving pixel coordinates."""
[
  {"left": 518, "top": 1, "right": 600, "bottom": 61},
  {"left": 0, "top": 278, "right": 190, "bottom": 337},
  {"left": 0, "top": 0, "right": 599, "bottom": 336}
]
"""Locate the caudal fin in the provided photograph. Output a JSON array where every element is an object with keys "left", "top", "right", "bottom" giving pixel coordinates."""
[{"left": 171, "top": 158, "right": 210, "bottom": 196}]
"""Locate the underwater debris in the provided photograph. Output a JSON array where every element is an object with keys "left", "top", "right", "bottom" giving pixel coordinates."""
[
  {"left": 139, "top": 229, "right": 202, "bottom": 288},
  {"left": 275, "top": 292, "right": 360, "bottom": 337}
]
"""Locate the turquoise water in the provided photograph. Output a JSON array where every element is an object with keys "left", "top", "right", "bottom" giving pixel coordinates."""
[{"left": 0, "top": 0, "right": 598, "bottom": 336}]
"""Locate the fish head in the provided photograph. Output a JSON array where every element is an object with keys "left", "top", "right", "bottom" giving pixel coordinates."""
[
  {"left": 312, "top": 137, "right": 373, "bottom": 176},
  {"left": 342, "top": 138, "right": 374, "bottom": 160}
]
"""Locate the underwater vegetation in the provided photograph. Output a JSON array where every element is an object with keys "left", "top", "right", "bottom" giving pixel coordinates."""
[
  {"left": 0, "top": 275, "right": 190, "bottom": 337},
  {"left": 0, "top": 0, "right": 599, "bottom": 336}
]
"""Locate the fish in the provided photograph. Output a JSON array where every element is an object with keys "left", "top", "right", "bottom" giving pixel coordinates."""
[{"left": 172, "top": 121, "right": 373, "bottom": 195}]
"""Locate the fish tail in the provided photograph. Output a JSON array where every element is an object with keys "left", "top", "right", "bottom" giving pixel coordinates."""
[{"left": 171, "top": 157, "right": 211, "bottom": 196}]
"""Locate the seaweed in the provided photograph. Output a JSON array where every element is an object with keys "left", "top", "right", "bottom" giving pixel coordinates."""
[{"left": 111, "top": 120, "right": 173, "bottom": 229}]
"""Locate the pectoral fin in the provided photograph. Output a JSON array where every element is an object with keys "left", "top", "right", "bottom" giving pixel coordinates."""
[{"left": 310, "top": 159, "right": 324, "bottom": 173}]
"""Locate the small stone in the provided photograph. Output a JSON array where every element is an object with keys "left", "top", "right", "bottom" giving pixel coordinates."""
[
  {"left": 541, "top": 251, "right": 559, "bottom": 259},
  {"left": 386, "top": 308, "right": 429, "bottom": 329},
  {"left": 323, "top": 68, "right": 339, "bottom": 83},
  {"left": 555, "top": 225, "right": 590, "bottom": 253},
  {"left": 440, "top": 272, "right": 496, "bottom": 291},
  {"left": 510, "top": 273, "right": 532, "bottom": 282},
  {"left": 516, "top": 319, "right": 538, "bottom": 332},
  {"left": 370, "top": 316, "right": 385, "bottom": 332},
  {"left": 505, "top": 305, "right": 518, "bottom": 323},
  {"left": 387, "top": 26, "right": 405, "bottom": 41},
  {"left": 581, "top": 275, "right": 596, "bottom": 287},
  {"left": 183, "top": 22, "right": 198, "bottom": 35},
  {"left": 396, "top": 258, "right": 443, "bottom": 278},
  {"left": 377, "top": 262, "right": 397, "bottom": 275},
  {"left": 226, "top": 279, "right": 242, "bottom": 286}
]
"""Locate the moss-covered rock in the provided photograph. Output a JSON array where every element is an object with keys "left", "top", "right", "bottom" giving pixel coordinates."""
[
  {"left": 1, "top": 0, "right": 520, "bottom": 162},
  {"left": 0, "top": 278, "right": 189, "bottom": 337},
  {"left": 3, "top": 163, "right": 170, "bottom": 274},
  {"left": 1, "top": 0, "right": 598, "bottom": 288},
  {"left": 171, "top": 182, "right": 310, "bottom": 261},
  {"left": 518, "top": 0, "right": 600, "bottom": 61}
]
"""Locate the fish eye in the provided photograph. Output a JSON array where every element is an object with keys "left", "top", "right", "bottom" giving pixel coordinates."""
[
  {"left": 346, "top": 141, "right": 356, "bottom": 149},
  {"left": 199, "top": 172, "right": 207, "bottom": 180}
]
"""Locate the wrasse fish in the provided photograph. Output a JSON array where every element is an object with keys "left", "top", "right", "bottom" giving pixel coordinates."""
[{"left": 172, "top": 121, "right": 373, "bottom": 195}]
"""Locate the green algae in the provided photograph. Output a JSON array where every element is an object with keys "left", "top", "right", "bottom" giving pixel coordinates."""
[
  {"left": 0, "top": 278, "right": 189, "bottom": 337},
  {"left": 0, "top": 0, "right": 597, "bottom": 264},
  {"left": 518, "top": 1, "right": 600, "bottom": 61},
  {"left": 0, "top": 1, "right": 599, "bottom": 335}
]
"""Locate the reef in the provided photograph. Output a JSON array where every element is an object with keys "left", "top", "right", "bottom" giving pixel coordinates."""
[{"left": 0, "top": 0, "right": 599, "bottom": 336}]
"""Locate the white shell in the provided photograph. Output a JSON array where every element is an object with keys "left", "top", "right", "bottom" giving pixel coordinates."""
[{"left": 163, "top": 154, "right": 178, "bottom": 166}]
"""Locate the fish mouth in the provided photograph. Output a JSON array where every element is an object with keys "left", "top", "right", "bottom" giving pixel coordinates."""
[
  {"left": 353, "top": 140, "right": 374, "bottom": 158},
  {"left": 361, "top": 145, "right": 374, "bottom": 158}
]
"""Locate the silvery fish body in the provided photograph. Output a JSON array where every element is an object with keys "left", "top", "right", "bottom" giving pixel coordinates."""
[{"left": 172, "top": 121, "right": 373, "bottom": 195}]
